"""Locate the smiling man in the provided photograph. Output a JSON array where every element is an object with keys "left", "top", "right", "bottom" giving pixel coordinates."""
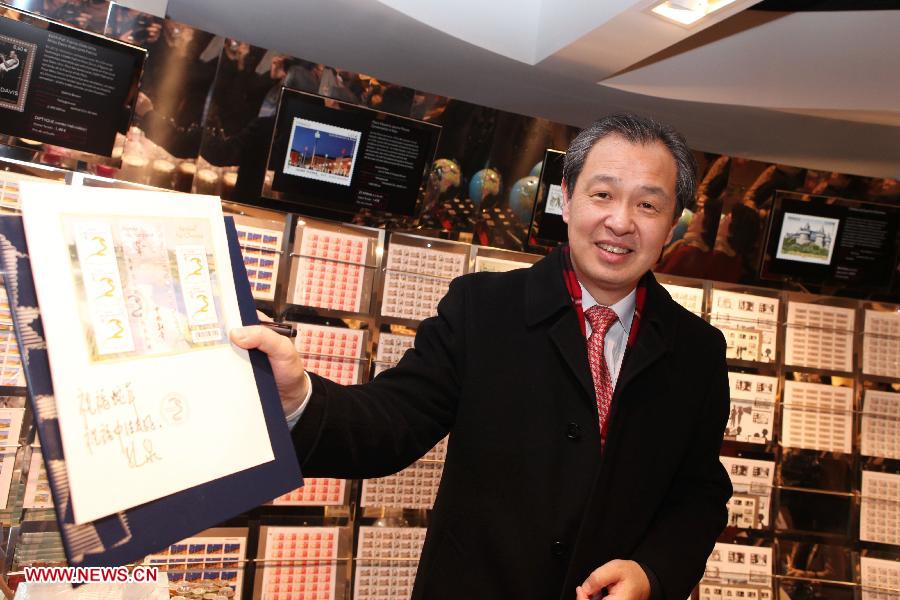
[{"left": 232, "top": 113, "right": 732, "bottom": 600}]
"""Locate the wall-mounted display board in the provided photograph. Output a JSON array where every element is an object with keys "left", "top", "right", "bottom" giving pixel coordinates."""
[
  {"left": 0, "top": 6, "right": 144, "bottom": 158},
  {"left": 761, "top": 191, "right": 899, "bottom": 292},
  {"left": 264, "top": 88, "right": 441, "bottom": 217},
  {"left": 527, "top": 148, "right": 567, "bottom": 248}
]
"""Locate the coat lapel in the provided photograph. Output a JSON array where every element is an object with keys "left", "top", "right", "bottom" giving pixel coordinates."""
[
  {"left": 611, "top": 273, "right": 678, "bottom": 407},
  {"left": 549, "top": 311, "right": 594, "bottom": 400},
  {"left": 525, "top": 248, "right": 595, "bottom": 403},
  {"left": 612, "top": 321, "right": 665, "bottom": 402}
]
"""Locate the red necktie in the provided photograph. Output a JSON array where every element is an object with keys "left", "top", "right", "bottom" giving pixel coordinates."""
[{"left": 584, "top": 305, "right": 619, "bottom": 447}]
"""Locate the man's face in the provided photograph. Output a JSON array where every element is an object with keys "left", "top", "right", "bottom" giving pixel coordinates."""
[{"left": 562, "top": 134, "right": 680, "bottom": 304}]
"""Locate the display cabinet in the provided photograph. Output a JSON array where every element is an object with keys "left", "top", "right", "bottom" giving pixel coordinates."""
[{"left": 0, "top": 160, "right": 894, "bottom": 599}]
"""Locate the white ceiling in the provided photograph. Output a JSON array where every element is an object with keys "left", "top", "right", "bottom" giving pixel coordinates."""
[
  {"left": 167, "top": 0, "right": 900, "bottom": 179},
  {"left": 601, "top": 10, "right": 900, "bottom": 114}
]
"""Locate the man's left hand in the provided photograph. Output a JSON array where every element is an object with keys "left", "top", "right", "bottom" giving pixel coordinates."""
[{"left": 575, "top": 560, "right": 650, "bottom": 600}]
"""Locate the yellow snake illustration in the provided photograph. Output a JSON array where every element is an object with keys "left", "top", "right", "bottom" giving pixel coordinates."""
[
  {"left": 98, "top": 277, "right": 115, "bottom": 298},
  {"left": 189, "top": 256, "right": 203, "bottom": 277},
  {"left": 89, "top": 236, "right": 108, "bottom": 258},
  {"left": 194, "top": 294, "right": 209, "bottom": 317},
  {"left": 107, "top": 318, "right": 125, "bottom": 340}
]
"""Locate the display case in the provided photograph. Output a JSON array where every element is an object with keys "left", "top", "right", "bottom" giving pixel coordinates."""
[
  {"left": 470, "top": 245, "right": 540, "bottom": 273},
  {"left": 370, "top": 328, "right": 416, "bottom": 378},
  {"left": 861, "top": 303, "right": 900, "bottom": 381},
  {"left": 252, "top": 525, "right": 353, "bottom": 600},
  {"left": 293, "top": 322, "right": 370, "bottom": 386},
  {"left": 694, "top": 289, "right": 899, "bottom": 600},
  {"left": 698, "top": 542, "right": 773, "bottom": 600},
  {"left": 141, "top": 528, "right": 250, "bottom": 598},
  {"left": 783, "top": 294, "right": 859, "bottom": 375},
  {"left": 352, "top": 526, "right": 427, "bottom": 600},
  {"left": 710, "top": 285, "right": 781, "bottom": 365},
  {"left": 658, "top": 279, "right": 706, "bottom": 317},
  {"left": 860, "top": 553, "right": 900, "bottom": 600},
  {"left": 286, "top": 217, "right": 384, "bottom": 319},
  {"left": 377, "top": 232, "right": 470, "bottom": 326}
]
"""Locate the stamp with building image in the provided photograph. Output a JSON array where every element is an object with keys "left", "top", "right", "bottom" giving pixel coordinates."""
[{"left": 776, "top": 212, "right": 840, "bottom": 265}]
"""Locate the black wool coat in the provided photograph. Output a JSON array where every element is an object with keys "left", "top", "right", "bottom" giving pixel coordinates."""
[{"left": 293, "top": 247, "right": 732, "bottom": 600}]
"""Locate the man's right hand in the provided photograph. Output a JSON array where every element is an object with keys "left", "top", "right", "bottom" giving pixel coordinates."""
[{"left": 230, "top": 325, "right": 308, "bottom": 417}]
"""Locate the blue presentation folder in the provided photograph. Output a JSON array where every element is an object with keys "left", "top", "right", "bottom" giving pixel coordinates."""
[{"left": 0, "top": 215, "right": 302, "bottom": 568}]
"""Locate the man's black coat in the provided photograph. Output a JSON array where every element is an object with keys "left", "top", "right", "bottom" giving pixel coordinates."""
[{"left": 293, "top": 247, "right": 732, "bottom": 600}]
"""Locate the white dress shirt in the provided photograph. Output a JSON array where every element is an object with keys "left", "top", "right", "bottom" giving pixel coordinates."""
[
  {"left": 286, "top": 284, "right": 638, "bottom": 429},
  {"left": 580, "top": 284, "right": 637, "bottom": 389},
  {"left": 285, "top": 371, "right": 312, "bottom": 429}
]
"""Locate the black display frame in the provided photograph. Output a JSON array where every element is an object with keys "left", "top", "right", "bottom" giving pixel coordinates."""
[
  {"left": 760, "top": 191, "right": 899, "bottom": 292},
  {"left": 0, "top": 5, "right": 145, "bottom": 160},
  {"left": 262, "top": 87, "right": 441, "bottom": 218},
  {"left": 527, "top": 148, "right": 567, "bottom": 248}
]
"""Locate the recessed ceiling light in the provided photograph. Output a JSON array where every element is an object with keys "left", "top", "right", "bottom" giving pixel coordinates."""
[{"left": 651, "top": 0, "right": 739, "bottom": 26}]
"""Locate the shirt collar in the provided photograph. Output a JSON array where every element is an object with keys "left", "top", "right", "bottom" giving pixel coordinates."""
[{"left": 580, "top": 284, "right": 637, "bottom": 336}]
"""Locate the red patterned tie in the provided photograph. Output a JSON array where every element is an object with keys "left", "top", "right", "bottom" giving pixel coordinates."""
[{"left": 584, "top": 305, "right": 619, "bottom": 447}]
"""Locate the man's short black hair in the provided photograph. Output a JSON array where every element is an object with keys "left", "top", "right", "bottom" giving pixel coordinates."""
[{"left": 562, "top": 113, "right": 697, "bottom": 217}]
